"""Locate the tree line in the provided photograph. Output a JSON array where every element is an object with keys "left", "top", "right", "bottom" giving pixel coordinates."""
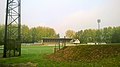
[
  {"left": 0, "top": 24, "right": 57, "bottom": 44},
  {"left": 0, "top": 24, "right": 120, "bottom": 44},
  {"left": 21, "top": 25, "right": 58, "bottom": 43},
  {"left": 65, "top": 26, "right": 120, "bottom": 43}
]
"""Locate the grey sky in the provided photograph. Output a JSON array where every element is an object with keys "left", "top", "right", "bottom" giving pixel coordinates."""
[{"left": 0, "top": 0, "right": 120, "bottom": 37}]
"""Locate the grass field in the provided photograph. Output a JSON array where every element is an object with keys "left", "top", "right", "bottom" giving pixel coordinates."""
[{"left": 0, "top": 45, "right": 120, "bottom": 67}]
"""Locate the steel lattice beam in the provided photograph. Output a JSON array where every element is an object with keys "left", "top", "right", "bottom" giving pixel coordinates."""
[{"left": 3, "top": 0, "right": 21, "bottom": 57}]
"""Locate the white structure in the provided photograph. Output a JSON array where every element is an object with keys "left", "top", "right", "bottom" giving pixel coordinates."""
[{"left": 73, "top": 39, "right": 80, "bottom": 44}]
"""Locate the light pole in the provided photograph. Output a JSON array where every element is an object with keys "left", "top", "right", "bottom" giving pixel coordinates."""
[
  {"left": 97, "top": 19, "right": 101, "bottom": 30},
  {"left": 97, "top": 19, "right": 101, "bottom": 45}
]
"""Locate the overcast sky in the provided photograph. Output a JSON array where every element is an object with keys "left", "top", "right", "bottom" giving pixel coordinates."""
[{"left": 0, "top": 0, "right": 120, "bottom": 37}]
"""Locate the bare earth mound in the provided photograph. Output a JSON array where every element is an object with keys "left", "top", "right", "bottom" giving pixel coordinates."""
[{"left": 48, "top": 45, "right": 120, "bottom": 62}]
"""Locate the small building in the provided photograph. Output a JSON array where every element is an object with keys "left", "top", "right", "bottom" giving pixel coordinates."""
[
  {"left": 42, "top": 38, "right": 73, "bottom": 45},
  {"left": 42, "top": 38, "right": 73, "bottom": 52}
]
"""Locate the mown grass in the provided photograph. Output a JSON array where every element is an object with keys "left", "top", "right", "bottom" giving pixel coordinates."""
[{"left": 0, "top": 45, "right": 120, "bottom": 67}]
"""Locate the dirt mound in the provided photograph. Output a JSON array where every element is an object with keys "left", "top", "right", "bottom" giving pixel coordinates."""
[{"left": 48, "top": 45, "right": 120, "bottom": 62}]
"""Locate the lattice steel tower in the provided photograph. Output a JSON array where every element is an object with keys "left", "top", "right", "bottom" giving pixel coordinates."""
[{"left": 3, "top": 0, "right": 21, "bottom": 57}]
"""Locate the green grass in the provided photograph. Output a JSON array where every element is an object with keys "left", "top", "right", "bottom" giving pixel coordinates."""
[{"left": 0, "top": 45, "right": 120, "bottom": 67}]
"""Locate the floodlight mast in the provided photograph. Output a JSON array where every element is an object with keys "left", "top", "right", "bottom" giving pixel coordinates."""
[
  {"left": 97, "top": 19, "right": 101, "bottom": 30},
  {"left": 3, "top": 0, "right": 21, "bottom": 57},
  {"left": 97, "top": 19, "right": 101, "bottom": 45}
]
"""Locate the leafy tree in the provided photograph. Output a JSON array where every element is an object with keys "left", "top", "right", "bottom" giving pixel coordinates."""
[
  {"left": 65, "top": 30, "right": 75, "bottom": 38},
  {"left": 96, "top": 29, "right": 102, "bottom": 43},
  {"left": 56, "top": 33, "right": 60, "bottom": 38},
  {"left": 0, "top": 24, "right": 4, "bottom": 45},
  {"left": 35, "top": 26, "right": 56, "bottom": 40},
  {"left": 75, "top": 29, "right": 97, "bottom": 43},
  {"left": 111, "top": 26, "right": 120, "bottom": 43},
  {"left": 21, "top": 25, "right": 31, "bottom": 43},
  {"left": 102, "top": 27, "right": 113, "bottom": 43},
  {"left": 74, "top": 26, "right": 120, "bottom": 44},
  {"left": 30, "top": 27, "right": 37, "bottom": 42},
  {"left": 75, "top": 30, "right": 84, "bottom": 43}
]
